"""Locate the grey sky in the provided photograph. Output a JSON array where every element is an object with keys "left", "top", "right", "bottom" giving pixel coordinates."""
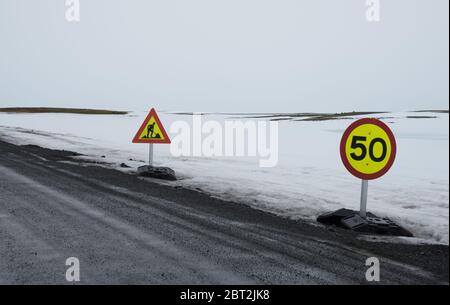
[{"left": 0, "top": 0, "right": 448, "bottom": 112}]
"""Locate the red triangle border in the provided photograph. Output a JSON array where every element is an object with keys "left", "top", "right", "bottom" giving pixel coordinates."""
[{"left": 132, "top": 108, "right": 171, "bottom": 144}]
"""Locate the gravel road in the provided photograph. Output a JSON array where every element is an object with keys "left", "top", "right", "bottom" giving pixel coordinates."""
[{"left": 0, "top": 140, "right": 448, "bottom": 284}]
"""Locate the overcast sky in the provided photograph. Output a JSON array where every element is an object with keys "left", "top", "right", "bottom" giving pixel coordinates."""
[{"left": 0, "top": 0, "right": 448, "bottom": 112}]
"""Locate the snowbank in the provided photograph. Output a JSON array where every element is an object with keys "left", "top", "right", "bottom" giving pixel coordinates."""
[{"left": 1, "top": 111, "right": 448, "bottom": 244}]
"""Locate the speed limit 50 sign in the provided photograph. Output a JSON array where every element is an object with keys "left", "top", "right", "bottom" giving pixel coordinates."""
[
  {"left": 340, "top": 118, "right": 397, "bottom": 180},
  {"left": 319, "top": 117, "right": 405, "bottom": 226}
]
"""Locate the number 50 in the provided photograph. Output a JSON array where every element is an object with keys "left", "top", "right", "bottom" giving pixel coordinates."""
[{"left": 350, "top": 136, "right": 387, "bottom": 162}]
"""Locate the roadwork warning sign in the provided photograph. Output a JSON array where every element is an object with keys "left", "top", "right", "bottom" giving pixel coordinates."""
[{"left": 132, "top": 108, "right": 171, "bottom": 144}]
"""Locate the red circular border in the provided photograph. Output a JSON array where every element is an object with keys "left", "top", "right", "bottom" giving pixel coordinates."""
[{"left": 340, "top": 118, "right": 397, "bottom": 180}]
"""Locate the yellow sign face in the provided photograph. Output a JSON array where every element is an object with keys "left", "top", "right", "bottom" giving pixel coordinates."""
[
  {"left": 136, "top": 116, "right": 166, "bottom": 141},
  {"left": 132, "top": 109, "right": 171, "bottom": 144},
  {"left": 340, "top": 118, "right": 396, "bottom": 180}
]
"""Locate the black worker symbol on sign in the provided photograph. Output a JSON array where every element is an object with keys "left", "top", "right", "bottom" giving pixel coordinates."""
[{"left": 145, "top": 122, "right": 161, "bottom": 139}]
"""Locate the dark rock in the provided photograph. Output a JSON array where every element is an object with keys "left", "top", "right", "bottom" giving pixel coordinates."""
[
  {"left": 317, "top": 208, "right": 413, "bottom": 238},
  {"left": 318, "top": 208, "right": 377, "bottom": 225},
  {"left": 137, "top": 165, "right": 177, "bottom": 181},
  {"left": 120, "top": 163, "right": 130, "bottom": 168}
]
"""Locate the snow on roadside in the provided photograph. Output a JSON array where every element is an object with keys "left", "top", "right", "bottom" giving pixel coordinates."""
[{"left": 0, "top": 111, "right": 448, "bottom": 244}]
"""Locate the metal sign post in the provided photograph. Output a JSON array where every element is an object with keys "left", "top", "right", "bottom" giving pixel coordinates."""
[
  {"left": 360, "top": 180, "right": 368, "bottom": 218},
  {"left": 149, "top": 144, "right": 154, "bottom": 167}
]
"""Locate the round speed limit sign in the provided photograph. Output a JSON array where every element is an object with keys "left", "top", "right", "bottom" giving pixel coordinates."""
[{"left": 340, "top": 118, "right": 397, "bottom": 180}]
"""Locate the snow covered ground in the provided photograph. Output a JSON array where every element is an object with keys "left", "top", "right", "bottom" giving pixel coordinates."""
[{"left": 0, "top": 111, "right": 448, "bottom": 244}]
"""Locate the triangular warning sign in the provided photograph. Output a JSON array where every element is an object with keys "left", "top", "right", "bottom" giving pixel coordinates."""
[{"left": 132, "top": 109, "right": 171, "bottom": 144}]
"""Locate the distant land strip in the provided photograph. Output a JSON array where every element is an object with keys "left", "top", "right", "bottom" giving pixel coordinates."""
[
  {"left": 0, "top": 107, "right": 128, "bottom": 115},
  {"left": 412, "top": 110, "right": 449, "bottom": 114}
]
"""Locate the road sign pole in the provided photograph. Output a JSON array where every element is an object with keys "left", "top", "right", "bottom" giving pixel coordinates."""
[
  {"left": 360, "top": 179, "right": 368, "bottom": 218},
  {"left": 149, "top": 144, "right": 154, "bottom": 167}
]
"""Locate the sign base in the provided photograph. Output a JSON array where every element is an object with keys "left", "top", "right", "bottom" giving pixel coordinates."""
[
  {"left": 317, "top": 209, "right": 413, "bottom": 237},
  {"left": 137, "top": 165, "right": 177, "bottom": 181}
]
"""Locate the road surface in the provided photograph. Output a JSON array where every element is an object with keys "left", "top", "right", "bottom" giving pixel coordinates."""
[{"left": 0, "top": 140, "right": 448, "bottom": 284}]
